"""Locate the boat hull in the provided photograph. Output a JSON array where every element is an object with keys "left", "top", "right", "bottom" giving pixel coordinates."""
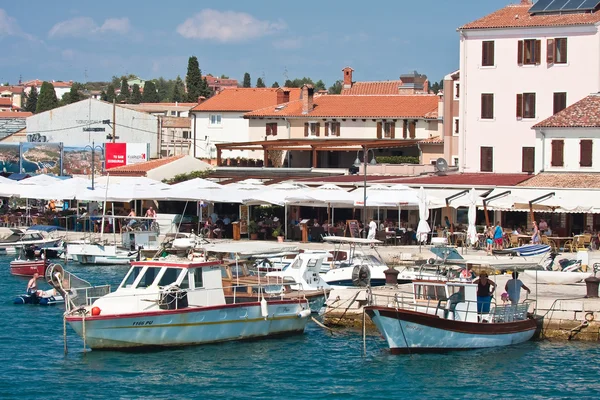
[
  {"left": 66, "top": 299, "right": 310, "bottom": 349},
  {"left": 71, "top": 254, "right": 133, "bottom": 265},
  {"left": 366, "top": 306, "right": 537, "bottom": 353},
  {"left": 524, "top": 270, "right": 591, "bottom": 285},
  {"left": 10, "top": 260, "right": 47, "bottom": 277}
]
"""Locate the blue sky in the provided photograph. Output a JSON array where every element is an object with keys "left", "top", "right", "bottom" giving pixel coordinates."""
[{"left": 0, "top": 0, "right": 510, "bottom": 86}]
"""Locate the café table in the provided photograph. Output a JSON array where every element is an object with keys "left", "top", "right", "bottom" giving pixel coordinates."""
[{"left": 547, "top": 236, "right": 575, "bottom": 251}]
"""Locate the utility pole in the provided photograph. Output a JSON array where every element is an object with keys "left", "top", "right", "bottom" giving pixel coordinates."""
[{"left": 112, "top": 98, "right": 116, "bottom": 143}]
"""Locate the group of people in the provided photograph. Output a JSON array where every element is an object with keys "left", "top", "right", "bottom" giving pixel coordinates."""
[{"left": 459, "top": 265, "right": 531, "bottom": 314}]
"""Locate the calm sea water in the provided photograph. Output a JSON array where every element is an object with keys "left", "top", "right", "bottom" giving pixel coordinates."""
[{"left": 1, "top": 254, "right": 599, "bottom": 399}]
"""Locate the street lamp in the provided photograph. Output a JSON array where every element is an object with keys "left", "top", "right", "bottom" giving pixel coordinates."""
[
  {"left": 84, "top": 141, "right": 104, "bottom": 190},
  {"left": 354, "top": 147, "right": 377, "bottom": 238}
]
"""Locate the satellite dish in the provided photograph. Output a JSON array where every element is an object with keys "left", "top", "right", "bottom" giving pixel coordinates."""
[{"left": 435, "top": 158, "right": 449, "bottom": 173}]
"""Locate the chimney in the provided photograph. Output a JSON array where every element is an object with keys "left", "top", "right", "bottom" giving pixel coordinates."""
[
  {"left": 342, "top": 67, "right": 354, "bottom": 89},
  {"left": 276, "top": 88, "right": 290, "bottom": 104},
  {"left": 301, "top": 84, "right": 314, "bottom": 114},
  {"left": 197, "top": 96, "right": 206, "bottom": 104},
  {"left": 520, "top": 0, "right": 532, "bottom": 4},
  {"left": 423, "top": 79, "right": 429, "bottom": 94}
]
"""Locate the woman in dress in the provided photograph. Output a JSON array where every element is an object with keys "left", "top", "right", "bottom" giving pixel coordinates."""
[{"left": 531, "top": 220, "right": 540, "bottom": 244}]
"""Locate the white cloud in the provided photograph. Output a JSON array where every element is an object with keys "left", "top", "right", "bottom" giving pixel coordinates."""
[
  {"left": 177, "top": 9, "right": 286, "bottom": 43},
  {"left": 0, "top": 9, "right": 34, "bottom": 40},
  {"left": 273, "top": 37, "right": 303, "bottom": 50},
  {"left": 49, "top": 17, "right": 131, "bottom": 38}
]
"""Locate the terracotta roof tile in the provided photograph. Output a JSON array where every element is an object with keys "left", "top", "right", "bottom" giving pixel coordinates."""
[
  {"left": 0, "top": 86, "right": 24, "bottom": 94},
  {"left": 0, "top": 111, "right": 32, "bottom": 118},
  {"left": 22, "top": 80, "right": 73, "bottom": 88},
  {"left": 517, "top": 172, "right": 600, "bottom": 188},
  {"left": 0, "top": 98, "right": 12, "bottom": 106},
  {"left": 191, "top": 88, "right": 301, "bottom": 112},
  {"left": 245, "top": 94, "right": 439, "bottom": 119},
  {"left": 460, "top": 4, "right": 600, "bottom": 30},
  {"left": 297, "top": 173, "right": 531, "bottom": 186},
  {"left": 419, "top": 136, "right": 444, "bottom": 144},
  {"left": 108, "top": 155, "right": 185, "bottom": 175},
  {"left": 161, "top": 117, "right": 191, "bottom": 129},
  {"left": 534, "top": 94, "right": 600, "bottom": 128},
  {"left": 341, "top": 81, "right": 403, "bottom": 95}
]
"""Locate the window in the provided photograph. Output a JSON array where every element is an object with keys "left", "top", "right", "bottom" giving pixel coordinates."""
[
  {"left": 182, "top": 131, "right": 190, "bottom": 139},
  {"left": 580, "top": 140, "right": 593, "bottom": 167},
  {"left": 454, "top": 83, "right": 460, "bottom": 99},
  {"left": 266, "top": 122, "right": 278, "bottom": 136},
  {"left": 518, "top": 39, "right": 541, "bottom": 65},
  {"left": 121, "top": 266, "right": 143, "bottom": 288},
  {"left": 304, "top": 122, "right": 320, "bottom": 137},
  {"left": 516, "top": 93, "right": 536, "bottom": 119},
  {"left": 158, "top": 268, "right": 181, "bottom": 287},
  {"left": 453, "top": 157, "right": 459, "bottom": 167},
  {"left": 192, "top": 268, "right": 203, "bottom": 289},
  {"left": 170, "top": 111, "right": 178, "bottom": 116},
  {"left": 137, "top": 267, "right": 163, "bottom": 289},
  {"left": 522, "top": 147, "right": 535, "bottom": 173},
  {"left": 453, "top": 118, "right": 459, "bottom": 136},
  {"left": 553, "top": 92, "right": 567, "bottom": 115},
  {"left": 209, "top": 114, "right": 222, "bottom": 126},
  {"left": 551, "top": 140, "right": 564, "bottom": 167},
  {"left": 325, "top": 122, "right": 341, "bottom": 137},
  {"left": 482, "top": 41, "right": 495, "bottom": 66},
  {"left": 383, "top": 121, "right": 396, "bottom": 138},
  {"left": 481, "top": 94, "right": 494, "bottom": 119},
  {"left": 480, "top": 146, "right": 493, "bottom": 172},
  {"left": 547, "top": 38, "right": 567, "bottom": 64}
]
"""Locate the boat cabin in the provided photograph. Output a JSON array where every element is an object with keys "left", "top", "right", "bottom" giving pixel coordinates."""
[
  {"left": 267, "top": 253, "right": 330, "bottom": 290},
  {"left": 93, "top": 260, "right": 225, "bottom": 315}
]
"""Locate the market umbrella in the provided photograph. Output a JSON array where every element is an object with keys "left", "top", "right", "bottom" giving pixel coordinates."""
[
  {"left": 416, "top": 187, "right": 431, "bottom": 243},
  {"left": 467, "top": 188, "right": 478, "bottom": 245}
]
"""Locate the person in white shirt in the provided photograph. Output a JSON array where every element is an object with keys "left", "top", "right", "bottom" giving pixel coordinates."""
[
  {"left": 368, "top": 218, "right": 377, "bottom": 240},
  {"left": 505, "top": 271, "right": 531, "bottom": 305}
]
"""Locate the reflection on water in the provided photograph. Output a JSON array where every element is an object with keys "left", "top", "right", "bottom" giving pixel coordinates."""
[{"left": 0, "top": 256, "right": 599, "bottom": 399}]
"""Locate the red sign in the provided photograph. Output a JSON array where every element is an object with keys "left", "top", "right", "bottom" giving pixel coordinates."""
[{"left": 105, "top": 143, "right": 127, "bottom": 169}]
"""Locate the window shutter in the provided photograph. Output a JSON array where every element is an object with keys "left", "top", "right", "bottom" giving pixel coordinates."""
[
  {"left": 517, "top": 40, "right": 523, "bottom": 65},
  {"left": 336, "top": 123, "right": 341, "bottom": 137},
  {"left": 272, "top": 123, "right": 277, "bottom": 136},
  {"left": 390, "top": 122, "right": 396, "bottom": 139},
  {"left": 580, "top": 139, "right": 593, "bottom": 167},
  {"left": 265, "top": 124, "right": 271, "bottom": 136},
  {"left": 530, "top": 93, "right": 536, "bottom": 118},
  {"left": 454, "top": 119, "right": 459, "bottom": 134},
  {"left": 559, "top": 38, "right": 567, "bottom": 63},
  {"left": 402, "top": 119, "right": 408, "bottom": 139},
  {"left": 409, "top": 121, "right": 416, "bottom": 139},
  {"left": 522, "top": 147, "right": 535, "bottom": 173},
  {"left": 489, "top": 41, "right": 495, "bottom": 66},
  {"left": 516, "top": 94, "right": 523, "bottom": 119},
  {"left": 482, "top": 42, "right": 488, "bottom": 66},
  {"left": 304, "top": 122, "right": 309, "bottom": 137},
  {"left": 551, "top": 140, "right": 564, "bottom": 167},
  {"left": 480, "top": 147, "right": 493, "bottom": 172},
  {"left": 324, "top": 122, "right": 329, "bottom": 137},
  {"left": 535, "top": 40, "right": 541, "bottom": 64},
  {"left": 376, "top": 122, "right": 382, "bottom": 139},
  {"left": 315, "top": 122, "right": 320, "bottom": 137},
  {"left": 547, "top": 39, "right": 555, "bottom": 64}
]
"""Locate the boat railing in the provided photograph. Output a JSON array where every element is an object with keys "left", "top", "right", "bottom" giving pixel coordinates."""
[{"left": 65, "top": 285, "right": 112, "bottom": 312}]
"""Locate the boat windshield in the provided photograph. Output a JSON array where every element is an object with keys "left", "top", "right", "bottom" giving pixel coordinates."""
[
  {"left": 414, "top": 284, "right": 447, "bottom": 301},
  {"left": 158, "top": 268, "right": 183, "bottom": 287},
  {"left": 121, "top": 266, "right": 143, "bottom": 288},
  {"left": 137, "top": 267, "right": 162, "bottom": 289},
  {"left": 359, "top": 255, "right": 384, "bottom": 266}
]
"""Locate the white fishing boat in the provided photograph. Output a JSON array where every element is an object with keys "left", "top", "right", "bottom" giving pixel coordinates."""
[
  {"left": 0, "top": 228, "right": 62, "bottom": 254},
  {"left": 523, "top": 270, "right": 591, "bottom": 285},
  {"left": 67, "top": 241, "right": 136, "bottom": 265},
  {"left": 62, "top": 259, "right": 311, "bottom": 350},
  {"left": 365, "top": 279, "right": 539, "bottom": 354},
  {"left": 320, "top": 237, "right": 389, "bottom": 287}
]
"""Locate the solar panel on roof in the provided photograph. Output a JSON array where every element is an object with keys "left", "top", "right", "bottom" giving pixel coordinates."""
[{"left": 529, "top": 0, "right": 600, "bottom": 13}]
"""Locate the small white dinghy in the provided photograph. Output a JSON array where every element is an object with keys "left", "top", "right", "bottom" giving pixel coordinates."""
[{"left": 523, "top": 270, "right": 591, "bottom": 285}]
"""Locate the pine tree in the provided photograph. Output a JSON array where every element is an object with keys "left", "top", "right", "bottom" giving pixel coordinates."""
[
  {"left": 106, "top": 84, "right": 116, "bottom": 102},
  {"left": 66, "top": 85, "right": 81, "bottom": 104},
  {"left": 328, "top": 80, "right": 343, "bottom": 94},
  {"left": 155, "top": 77, "right": 170, "bottom": 102},
  {"left": 118, "top": 77, "right": 130, "bottom": 102},
  {"left": 185, "top": 56, "right": 203, "bottom": 102},
  {"left": 271, "top": 81, "right": 280, "bottom": 88},
  {"left": 243, "top": 72, "right": 251, "bottom": 88},
  {"left": 24, "top": 86, "right": 38, "bottom": 113},
  {"left": 36, "top": 81, "right": 58, "bottom": 113},
  {"left": 142, "top": 81, "right": 159, "bottom": 103},
  {"left": 100, "top": 90, "right": 108, "bottom": 101},
  {"left": 256, "top": 77, "right": 266, "bottom": 88},
  {"left": 130, "top": 84, "right": 142, "bottom": 104},
  {"left": 314, "top": 80, "right": 326, "bottom": 91},
  {"left": 201, "top": 77, "right": 211, "bottom": 98},
  {"left": 171, "top": 76, "right": 185, "bottom": 103}
]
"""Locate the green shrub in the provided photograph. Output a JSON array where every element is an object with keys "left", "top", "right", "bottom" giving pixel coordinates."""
[{"left": 374, "top": 156, "right": 420, "bottom": 165}]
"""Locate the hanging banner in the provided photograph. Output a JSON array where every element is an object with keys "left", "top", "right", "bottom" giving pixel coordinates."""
[{"left": 105, "top": 143, "right": 148, "bottom": 170}]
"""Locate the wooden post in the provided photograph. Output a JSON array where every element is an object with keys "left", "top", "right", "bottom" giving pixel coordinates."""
[
  {"left": 484, "top": 203, "right": 490, "bottom": 227},
  {"left": 312, "top": 147, "right": 318, "bottom": 168},
  {"left": 263, "top": 146, "right": 269, "bottom": 167},
  {"left": 216, "top": 147, "right": 222, "bottom": 166}
]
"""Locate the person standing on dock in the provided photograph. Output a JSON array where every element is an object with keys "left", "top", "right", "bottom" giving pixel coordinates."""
[
  {"left": 368, "top": 218, "right": 377, "bottom": 240},
  {"left": 505, "top": 271, "right": 530, "bottom": 305},
  {"left": 494, "top": 221, "right": 504, "bottom": 250}
]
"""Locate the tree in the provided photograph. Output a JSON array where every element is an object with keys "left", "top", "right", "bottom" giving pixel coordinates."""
[
  {"left": 271, "top": 81, "right": 280, "bottom": 88},
  {"left": 328, "top": 80, "right": 343, "bottom": 94},
  {"left": 106, "top": 84, "right": 116, "bottom": 102},
  {"left": 36, "top": 81, "right": 59, "bottom": 113},
  {"left": 155, "top": 77, "right": 171, "bottom": 102},
  {"left": 130, "top": 84, "right": 142, "bottom": 104},
  {"left": 201, "top": 77, "right": 211, "bottom": 98},
  {"left": 185, "top": 56, "right": 203, "bottom": 102},
  {"left": 284, "top": 79, "right": 293, "bottom": 87},
  {"left": 429, "top": 79, "right": 444, "bottom": 94},
  {"left": 142, "top": 81, "right": 159, "bottom": 103},
  {"left": 118, "top": 77, "right": 130, "bottom": 102},
  {"left": 100, "top": 90, "right": 108, "bottom": 101},
  {"left": 314, "top": 80, "right": 326, "bottom": 91},
  {"left": 24, "top": 86, "right": 38, "bottom": 113},
  {"left": 243, "top": 72, "right": 251, "bottom": 88},
  {"left": 66, "top": 85, "right": 81, "bottom": 104},
  {"left": 256, "top": 77, "right": 266, "bottom": 88},
  {"left": 220, "top": 74, "right": 229, "bottom": 79},
  {"left": 171, "top": 76, "right": 185, "bottom": 102}
]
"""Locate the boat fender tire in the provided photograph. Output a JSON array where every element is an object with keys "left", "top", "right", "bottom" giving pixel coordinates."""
[{"left": 352, "top": 265, "right": 371, "bottom": 287}]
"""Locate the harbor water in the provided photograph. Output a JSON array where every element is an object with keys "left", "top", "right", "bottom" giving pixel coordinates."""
[{"left": 1, "top": 255, "right": 600, "bottom": 399}]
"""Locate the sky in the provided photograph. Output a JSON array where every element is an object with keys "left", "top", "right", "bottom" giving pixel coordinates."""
[{"left": 0, "top": 0, "right": 511, "bottom": 87}]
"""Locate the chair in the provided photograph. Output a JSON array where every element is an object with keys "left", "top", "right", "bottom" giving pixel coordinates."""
[
  {"left": 509, "top": 234, "right": 520, "bottom": 248},
  {"left": 562, "top": 237, "right": 576, "bottom": 253},
  {"left": 582, "top": 234, "right": 592, "bottom": 250},
  {"left": 455, "top": 234, "right": 465, "bottom": 248}
]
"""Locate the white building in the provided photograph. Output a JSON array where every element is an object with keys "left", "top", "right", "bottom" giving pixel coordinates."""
[
  {"left": 458, "top": 0, "right": 600, "bottom": 173},
  {"left": 190, "top": 88, "right": 301, "bottom": 160},
  {"left": 533, "top": 93, "right": 600, "bottom": 173},
  {"left": 22, "top": 79, "right": 73, "bottom": 101},
  {"left": 26, "top": 99, "right": 160, "bottom": 157}
]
